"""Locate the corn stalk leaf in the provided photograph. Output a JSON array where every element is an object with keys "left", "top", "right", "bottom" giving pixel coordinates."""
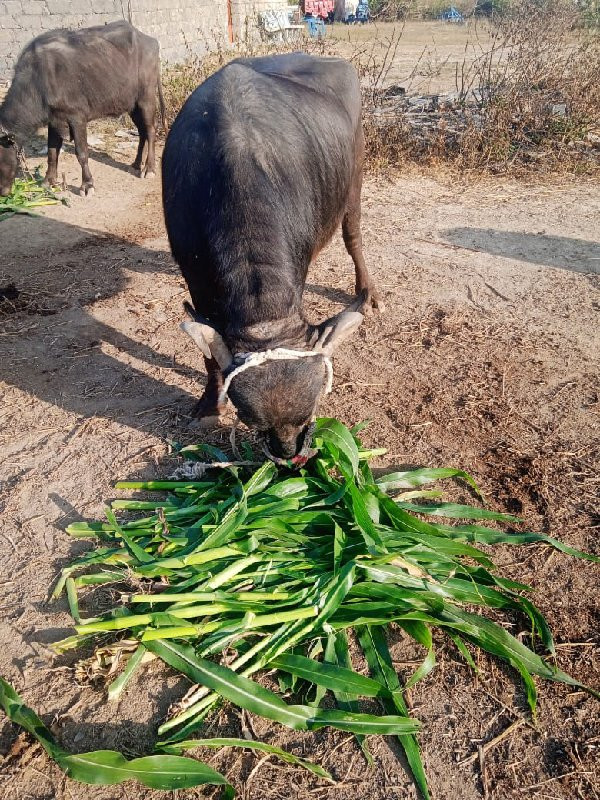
[{"left": 0, "top": 677, "right": 233, "bottom": 793}]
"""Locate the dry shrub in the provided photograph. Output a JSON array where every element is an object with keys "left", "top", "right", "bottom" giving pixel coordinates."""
[
  {"left": 362, "top": 0, "right": 600, "bottom": 173},
  {"left": 457, "top": 0, "right": 600, "bottom": 171}
]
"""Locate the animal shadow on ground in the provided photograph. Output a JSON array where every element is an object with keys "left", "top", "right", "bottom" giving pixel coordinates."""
[
  {"left": 0, "top": 214, "right": 201, "bottom": 436},
  {"left": 443, "top": 228, "right": 600, "bottom": 274},
  {"left": 304, "top": 283, "right": 356, "bottom": 305}
]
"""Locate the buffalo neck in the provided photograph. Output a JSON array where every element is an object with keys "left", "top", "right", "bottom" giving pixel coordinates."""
[{"left": 0, "top": 62, "right": 46, "bottom": 140}]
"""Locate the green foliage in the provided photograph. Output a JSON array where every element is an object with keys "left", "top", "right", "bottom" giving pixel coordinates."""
[
  {"left": 0, "top": 678, "right": 233, "bottom": 793},
  {"left": 2, "top": 418, "right": 597, "bottom": 797},
  {"left": 0, "top": 168, "right": 65, "bottom": 220}
]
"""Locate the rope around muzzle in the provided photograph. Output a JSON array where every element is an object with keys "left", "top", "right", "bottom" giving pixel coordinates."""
[{"left": 218, "top": 348, "right": 334, "bottom": 468}]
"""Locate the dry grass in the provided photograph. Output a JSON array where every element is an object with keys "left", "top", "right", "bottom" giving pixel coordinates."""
[{"left": 358, "top": 2, "right": 600, "bottom": 174}]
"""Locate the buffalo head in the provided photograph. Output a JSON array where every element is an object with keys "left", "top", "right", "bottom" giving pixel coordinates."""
[{"left": 182, "top": 309, "right": 363, "bottom": 460}]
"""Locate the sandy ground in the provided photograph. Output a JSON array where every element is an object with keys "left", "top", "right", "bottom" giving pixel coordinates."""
[
  {"left": 330, "top": 20, "right": 497, "bottom": 94},
  {"left": 0, "top": 142, "right": 599, "bottom": 800}
]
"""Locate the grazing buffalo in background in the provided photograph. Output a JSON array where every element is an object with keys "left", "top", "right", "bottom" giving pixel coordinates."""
[
  {"left": 163, "top": 52, "right": 381, "bottom": 461},
  {"left": 0, "top": 21, "right": 164, "bottom": 197}
]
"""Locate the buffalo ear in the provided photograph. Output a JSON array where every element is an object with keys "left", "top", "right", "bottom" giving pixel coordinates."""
[
  {"left": 180, "top": 320, "right": 233, "bottom": 370},
  {"left": 312, "top": 310, "right": 363, "bottom": 356}
]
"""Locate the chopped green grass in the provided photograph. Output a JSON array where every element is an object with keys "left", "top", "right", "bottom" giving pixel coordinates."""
[{"left": 1, "top": 418, "right": 597, "bottom": 797}]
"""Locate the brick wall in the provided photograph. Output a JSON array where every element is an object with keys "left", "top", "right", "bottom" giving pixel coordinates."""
[{"left": 0, "top": 0, "right": 291, "bottom": 80}]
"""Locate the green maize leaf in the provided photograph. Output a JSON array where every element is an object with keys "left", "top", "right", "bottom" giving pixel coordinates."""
[
  {"left": 0, "top": 678, "right": 232, "bottom": 793},
  {"left": 397, "top": 502, "right": 520, "bottom": 522},
  {"left": 65, "top": 578, "right": 80, "bottom": 623},
  {"left": 111, "top": 500, "right": 181, "bottom": 510},
  {"left": 73, "top": 570, "right": 127, "bottom": 588},
  {"left": 271, "top": 653, "right": 390, "bottom": 698},
  {"left": 107, "top": 645, "right": 146, "bottom": 701},
  {"left": 179, "top": 442, "right": 230, "bottom": 462},
  {"left": 243, "top": 462, "right": 278, "bottom": 496},
  {"left": 263, "top": 478, "right": 310, "bottom": 498},
  {"left": 395, "top": 620, "right": 436, "bottom": 690},
  {"left": 160, "top": 737, "right": 332, "bottom": 780},
  {"left": 115, "top": 481, "right": 212, "bottom": 491},
  {"left": 314, "top": 417, "right": 360, "bottom": 477},
  {"left": 195, "top": 497, "right": 247, "bottom": 552},
  {"left": 434, "top": 608, "right": 599, "bottom": 700},
  {"left": 437, "top": 523, "right": 600, "bottom": 562},
  {"left": 357, "top": 626, "right": 430, "bottom": 800},
  {"left": 0, "top": 677, "right": 60, "bottom": 758},
  {"left": 346, "top": 482, "right": 386, "bottom": 553},
  {"left": 376, "top": 467, "right": 480, "bottom": 495},
  {"left": 396, "top": 490, "right": 445, "bottom": 501},
  {"left": 144, "top": 640, "right": 420, "bottom": 736},
  {"left": 350, "top": 420, "right": 371, "bottom": 435},
  {"left": 59, "top": 751, "right": 234, "bottom": 793},
  {"left": 328, "top": 630, "right": 374, "bottom": 766},
  {"left": 105, "top": 508, "right": 154, "bottom": 564},
  {"left": 333, "top": 521, "right": 346, "bottom": 575},
  {"left": 448, "top": 633, "right": 479, "bottom": 673}
]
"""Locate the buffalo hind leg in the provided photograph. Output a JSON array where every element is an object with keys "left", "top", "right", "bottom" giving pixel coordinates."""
[
  {"left": 44, "top": 124, "right": 63, "bottom": 188},
  {"left": 140, "top": 101, "right": 157, "bottom": 177},
  {"left": 342, "top": 132, "right": 382, "bottom": 312},
  {"left": 192, "top": 357, "right": 225, "bottom": 419},
  {"left": 130, "top": 106, "right": 148, "bottom": 177},
  {"left": 69, "top": 120, "right": 94, "bottom": 196},
  {"left": 342, "top": 194, "right": 382, "bottom": 312},
  {"left": 132, "top": 99, "right": 156, "bottom": 178}
]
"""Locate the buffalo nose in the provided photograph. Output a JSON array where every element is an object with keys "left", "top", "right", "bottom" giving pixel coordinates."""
[
  {"left": 0, "top": 187, "right": 10, "bottom": 197},
  {"left": 267, "top": 428, "right": 305, "bottom": 459}
]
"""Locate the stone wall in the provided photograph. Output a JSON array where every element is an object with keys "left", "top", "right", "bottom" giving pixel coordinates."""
[{"left": 0, "top": 0, "right": 291, "bottom": 80}]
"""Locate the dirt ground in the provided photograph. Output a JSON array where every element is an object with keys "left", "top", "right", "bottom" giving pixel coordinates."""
[
  {"left": 331, "top": 20, "right": 496, "bottom": 94},
  {"left": 0, "top": 139, "right": 598, "bottom": 800}
]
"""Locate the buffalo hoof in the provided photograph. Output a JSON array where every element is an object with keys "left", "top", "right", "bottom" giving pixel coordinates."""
[
  {"left": 356, "top": 287, "right": 385, "bottom": 315},
  {"left": 369, "top": 292, "right": 385, "bottom": 313},
  {"left": 191, "top": 395, "right": 226, "bottom": 420},
  {"left": 80, "top": 185, "right": 95, "bottom": 197},
  {"left": 189, "top": 415, "right": 222, "bottom": 430},
  {"left": 143, "top": 170, "right": 156, "bottom": 179}
]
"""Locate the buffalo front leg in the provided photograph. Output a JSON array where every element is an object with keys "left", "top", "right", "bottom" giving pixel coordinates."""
[
  {"left": 44, "top": 125, "right": 63, "bottom": 188},
  {"left": 192, "top": 357, "right": 225, "bottom": 419},
  {"left": 69, "top": 120, "right": 94, "bottom": 196}
]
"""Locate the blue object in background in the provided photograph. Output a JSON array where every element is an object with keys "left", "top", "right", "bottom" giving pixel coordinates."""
[
  {"left": 440, "top": 5, "right": 464, "bottom": 22},
  {"left": 304, "top": 15, "right": 326, "bottom": 37},
  {"left": 356, "top": 1, "right": 370, "bottom": 22}
]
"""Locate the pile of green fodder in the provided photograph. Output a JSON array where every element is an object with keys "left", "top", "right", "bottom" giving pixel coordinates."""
[
  {"left": 1, "top": 418, "right": 597, "bottom": 797},
  {"left": 0, "top": 170, "right": 65, "bottom": 219}
]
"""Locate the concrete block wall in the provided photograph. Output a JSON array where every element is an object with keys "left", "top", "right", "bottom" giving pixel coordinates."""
[{"left": 0, "top": 0, "right": 293, "bottom": 80}]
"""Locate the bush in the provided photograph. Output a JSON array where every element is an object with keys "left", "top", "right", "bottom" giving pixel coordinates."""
[{"left": 360, "top": 0, "right": 600, "bottom": 173}]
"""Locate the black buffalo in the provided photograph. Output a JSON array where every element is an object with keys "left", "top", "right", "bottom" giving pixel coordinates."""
[
  {"left": 163, "top": 53, "right": 381, "bottom": 460},
  {"left": 0, "top": 20, "right": 164, "bottom": 197}
]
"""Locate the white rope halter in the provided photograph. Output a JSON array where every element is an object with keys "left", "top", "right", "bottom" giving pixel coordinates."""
[{"left": 218, "top": 347, "right": 334, "bottom": 408}]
